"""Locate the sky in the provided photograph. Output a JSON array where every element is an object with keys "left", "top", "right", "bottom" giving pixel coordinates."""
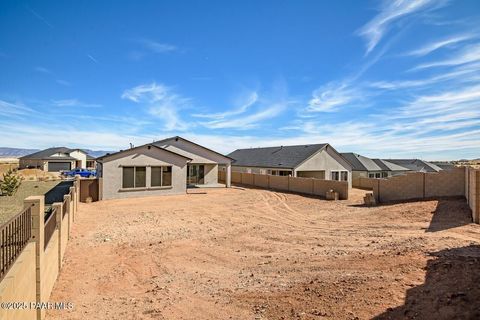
[{"left": 0, "top": 0, "right": 479, "bottom": 160}]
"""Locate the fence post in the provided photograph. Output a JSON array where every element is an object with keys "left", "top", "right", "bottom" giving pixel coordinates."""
[
  {"left": 64, "top": 194, "right": 71, "bottom": 238},
  {"left": 52, "top": 202, "right": 63, "bottom": 272},
  {"left": 24, "top": 196, "right": 45, "bottom": 320},
  {"left": 69, "top": 186, "right": 76, "bottom": 224}
]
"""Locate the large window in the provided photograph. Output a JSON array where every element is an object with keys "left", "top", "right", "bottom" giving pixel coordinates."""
[
  {"left": 151, "top": 166, "right": 172, "bottom": 187},
  {"left": 122, "top": 166, "right": 146, "bottom": 188},
  {"left": 331, "top": 171, "right": 348, "bottom": 181}
]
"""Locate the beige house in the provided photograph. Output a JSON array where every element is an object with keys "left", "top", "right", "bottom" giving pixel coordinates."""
[
  {"left": 96, "top": 136, "right": 232, "bottom": 200},
  {"left": 227, "top": 143, "right": 353, "bottom": 188},
  {"left": 341, "top": 153, "right": 411, "bottom": 182},
  {"left": 19, "top": 147, "right": 91, "bottom": 172}
]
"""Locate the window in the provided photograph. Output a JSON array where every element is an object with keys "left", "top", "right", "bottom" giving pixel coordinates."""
[
  {"left": 381, "top": 172, "right": 388, "bottom": 178},
  {"left": 162, "top": 166, "right": 172, "bottom": 186},
  {"left": 122, "top": 166, "right": 146, "bottom": 189},
  {"left": 279, "top": 170, "right": 290, "bottom": 176},
  {"left": 151, "top": 166, "right": 172, "bottom": 187},
  {"left": 151, "top": 167, "right": 162, "bottom": 187},
  {"left": 122, "top": 167, "right": 134, "bottom": 188},
  {"left": 369, "top": 173, "right": 375, "bottom": 178},
  {"left": 375, "top": 173, "right": 381, "bottom": 179},
  {"left": 331, "top": 171, "right": 340, "bottom": 181},
  {"left": 331, "top": 171, "right": 348, "bottom": 181}
]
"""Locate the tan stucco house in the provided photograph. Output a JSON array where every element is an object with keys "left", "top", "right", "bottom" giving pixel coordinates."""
[
  {"left": 341, "top": 153, "right": 411, "bottom": 181},
  {"left": 19, "top": 147, "right": 92, "bottom": 172},
  {"left": 96, "top": 136, "right": 232, "bottom": 200},
  {"left": 227, "top": 143, "right": 353, "bottom": 188}
]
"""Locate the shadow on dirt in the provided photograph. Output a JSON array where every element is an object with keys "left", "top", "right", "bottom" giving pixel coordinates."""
[
  {"left": 426, "top": 199, "right": 472, "bottom": 232},
  {"left": 374, "top": 245, "right": 480, "bottom": 319}
]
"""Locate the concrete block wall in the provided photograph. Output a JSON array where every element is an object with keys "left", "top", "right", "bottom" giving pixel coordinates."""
[
  {"left": 467, "top": 168, "right": 480, "bottom": 223},
  {"left": 358, "top": 167, "right": 468, "bottom": 204},
  {"left": 0, "top": 179, "right": 79, "bottom": 320},
  {"left": 224, "top": 171, "right": 349, "bottom": 200}
]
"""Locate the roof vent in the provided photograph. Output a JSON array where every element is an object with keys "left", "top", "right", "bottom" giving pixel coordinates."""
[
  {"left": 175, "top": 137, "right": 179, "bottom": 141},
  {"left": 147, "top": 145, "right": 151, "bottom": 150}
]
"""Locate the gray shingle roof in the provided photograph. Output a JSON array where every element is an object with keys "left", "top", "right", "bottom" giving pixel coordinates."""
[
  {"left": 385, "top": 159, "right": 442, "bottom": 172},
  {"left": 341, "top": 153, "right": 410, "bottom": 172},
  {"left": 19, "top": 147, "right": 75, "bottom": 160},
  {"left": 228, "top": 144, "right": 328, "bottom": 169}
]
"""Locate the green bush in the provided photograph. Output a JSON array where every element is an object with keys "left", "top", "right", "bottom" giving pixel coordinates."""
[{"left": 0, "top": 169, "right": 22, "bottom": 196}]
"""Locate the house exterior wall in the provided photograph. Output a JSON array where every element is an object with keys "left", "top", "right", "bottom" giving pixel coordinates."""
[
  {"left": 296, "top": 170, "right": 325, "bottom": 179},
  {"left": 294, "top": 147, "right": 352, "bottom": 188},
  {"left": 19, "top": 159, "right": 45, "bottom": 169},
  {"left": 101, "top": 146, "right": 189, "bottom": 200},
  {"left": 203, "top": 164, "right": 218, "bottom": 185},
  {"left": 68, "top": 150, "right": 87, "bottom": 168},
  {"left": 231, "top": 166, "right": 293, "bottom": 175}
]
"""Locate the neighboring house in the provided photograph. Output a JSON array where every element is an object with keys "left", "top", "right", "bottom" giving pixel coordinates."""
[
  {"left": 430, "top": 161, "right": 455, "bottom": 170},
  {"left": 227, "top": 143, "right": 353, "bottom": 188},
  {"left": 386, "top": 159, "right": 443, "bottom": 173},
  {"left": 341, "top": 153, "right": 410, "bottom": 180},
  {"left": 19, "top": 147, "right": 90, "bottom": 172},
  {"left": 86, "top": 155, "right": 96, "bottom": 169},
  {"left": 96, "top": 136, "right": 232, "bottom": 200}
]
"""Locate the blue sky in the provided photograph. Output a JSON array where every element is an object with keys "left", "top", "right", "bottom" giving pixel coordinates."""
[{"left": 1, "top": 0, "right": 479, "bottom": 160}]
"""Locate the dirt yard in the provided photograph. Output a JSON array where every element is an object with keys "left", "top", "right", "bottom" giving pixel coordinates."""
[{"left": 47, "top": 188, "right": 480, "bottom": 320}]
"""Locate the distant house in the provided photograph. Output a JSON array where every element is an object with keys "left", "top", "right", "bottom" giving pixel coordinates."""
[
  {"left": 386, "top": 159, "right": 442, "bottom": 173},
  {"left": 227, "top": 144, "right": 352, "bottom": 188},
  {"left": 341, "top": 153, "right": 410, "bottom": 180},
  {"left": 96, "top": 136, "right": 232, "bottom": 200},
  {"left": 19, "top": 147, "right": 94, "bottom": 172}
]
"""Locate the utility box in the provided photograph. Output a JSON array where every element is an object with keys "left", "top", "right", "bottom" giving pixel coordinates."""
[
  {"left": 326, "top": 189, "right": 339, "bottom": 201},
  {"left": 364, "top": 193, "right": 376, "bottom": 206}
]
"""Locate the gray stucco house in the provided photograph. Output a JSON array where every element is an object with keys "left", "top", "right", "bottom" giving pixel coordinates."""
[
  {"left": 96, "top": 136, "right": 232, "bottom": 200},
  {"left": 341, "top": 153, "right": 411, "bottom": 181},
  {"left": 19, "top": 147, "right": 93, "bottom": 172},
  {"left": 385, "top": 159, "right": 443, "bottom": 173},
  {"left": 227, "top": 143, "right": 353, "bottom": 188}
]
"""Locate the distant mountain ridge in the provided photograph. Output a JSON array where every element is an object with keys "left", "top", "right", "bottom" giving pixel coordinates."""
[{"left": 0, "top": 147, "right": 115, "bottom": 158}]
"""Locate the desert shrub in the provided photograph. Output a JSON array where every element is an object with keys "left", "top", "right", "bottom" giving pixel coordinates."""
[{"left": 0, "top": 169, "right": 23, "bottom": 196}]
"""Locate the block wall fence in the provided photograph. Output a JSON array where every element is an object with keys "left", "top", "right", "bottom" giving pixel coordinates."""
[
  {"left": 219, "top": 170, "right": 349, "bottom": 200},
  {"left": 0, "top": 179, "right": 80, "bottom": 320}
]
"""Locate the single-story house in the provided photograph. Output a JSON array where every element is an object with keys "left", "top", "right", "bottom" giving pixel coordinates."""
[
  {"left": 96, "top": 136, "right": 232, "bottom": 200},
  {"left": 19, "top": 147, "right": 92, "bottom": 172},
  {"left": 386, "top": 159, "right": 443, "bottom": 173},
  {"left": 227, "top": 143, "right": 353, "bottom": 188},
  {"left": 341, "top": 152, "right": 411, "bottom": 180}
]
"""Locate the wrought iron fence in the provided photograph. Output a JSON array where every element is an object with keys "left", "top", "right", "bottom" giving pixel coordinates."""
[
  {"left": 0, "top": 206, "right": 32, "bottom": 280},
  {"left": 44, "top": 208, "right": 57, "bottom": 250}
]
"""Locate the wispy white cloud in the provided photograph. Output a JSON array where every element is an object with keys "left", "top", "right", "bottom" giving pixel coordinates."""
[
  {"left": 52, "top": 99, "right": 102, "bottom": 108},
  {"left": 0, "top": 99, "right": 36, "bottom": 117},
  {"left": 87, "top": 54, "right": 99, "bottom": 64},
  {"left": 193, "top": 92, "right": 258, "bottom": 119},
  {"left": 405, "top": 33, "right": 475, "bottom": 56},
  {"left": 412, "top": 43, "right": 480, "bottom": 70},
  {"left": 140, "top": 39, "right": 177, "bottom": 53},
  {"left": 307, "top": 82, "right": 362, "bottom": 112},
  {"left": 55, "top": 79, "right": 71, "bottom": 86},
  {"left": 34, "top": 66, "right": 52, "bottom": 74},
  {"left": 25, "top": 5, "right": 53, "bottom": 28},
  {"left": 122, "top": 82, "right": 190, "bottom": 131},
  {"left": 357, "top": 0, "right": 446, "bottom": 55}
]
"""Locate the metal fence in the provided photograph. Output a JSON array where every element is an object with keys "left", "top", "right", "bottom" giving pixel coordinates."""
[
  {"left": 44, "top": 208, "right": 57, "bottom": 250},
  {"left": 0, "top": 205, "right": 32, "bottom": 280}
]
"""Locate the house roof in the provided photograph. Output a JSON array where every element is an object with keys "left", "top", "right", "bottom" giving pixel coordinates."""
[
  {"left": 341, "top": 153, "right": 410, "bottom": 172},
  {"left": 96, "top": 144, "right": 193, "bottom": 162},
  {"left": 228, "top": 144, "right": 328, "bottom": 169},
  {"left": 152, "top": 136, "right": 234, "bottom": 161},
  {"left": 20, "top": 147, "right": 75, "bottom": 160},
  {"left": 385, "top": 159, "right": 442, "bottom": 172}
]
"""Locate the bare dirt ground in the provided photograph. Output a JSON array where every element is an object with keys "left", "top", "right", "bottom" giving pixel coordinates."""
[{"left": 47, "top": 187, "right": 480, "bottom": 320}]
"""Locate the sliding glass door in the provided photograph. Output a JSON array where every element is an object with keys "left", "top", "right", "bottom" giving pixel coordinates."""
[{"left": 187, "top": 164, "right": 205, "bottom": 185}]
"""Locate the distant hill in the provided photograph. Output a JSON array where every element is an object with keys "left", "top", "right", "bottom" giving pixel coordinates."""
[
  {"left": 0, "top": 147, "right": 39, "bottom": 157},
  {"left": 0, "top": 147, "right": 115, "bottom": 159}
]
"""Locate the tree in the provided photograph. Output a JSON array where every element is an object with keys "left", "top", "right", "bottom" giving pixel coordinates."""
[{"left": 0, "top": 169, "right": 22, "bottom": 196}]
